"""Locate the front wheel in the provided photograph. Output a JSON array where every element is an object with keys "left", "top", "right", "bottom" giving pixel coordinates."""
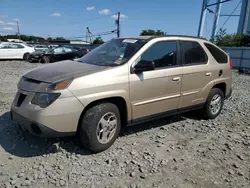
[
  {"left": 41, "top": 56, "right": 50, "bottom": 64},
  {"left": 202, "top": 88, "right": 224, "bottom": 119},
  {"left": 79, "top": 103, "right": 121, "bottom": 153}
]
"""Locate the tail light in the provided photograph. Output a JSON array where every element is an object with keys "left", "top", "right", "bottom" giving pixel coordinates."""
[{"left": 229, "top": 58, "right": 233, "bottom": 69}]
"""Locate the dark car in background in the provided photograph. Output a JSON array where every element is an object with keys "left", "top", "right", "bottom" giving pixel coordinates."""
[
  {"left": 33, "top": 44, "right": 50, "bottom": 51},
  {"left": 28, "top": 46, "right": 82, "bottom": 63}
]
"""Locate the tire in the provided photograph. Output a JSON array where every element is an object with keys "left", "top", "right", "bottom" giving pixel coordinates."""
[
  {"left": 79, "top": 103, "right": 121, "bottom": 153},
  {"left": 202, "top": 88, "right": 224, "bottom": 119},
  {"left": 23, "top": 53, "right": 30, "bottom": 61},
  {"left": 41, "top": 56, "right": 50, "bottom": 64}
]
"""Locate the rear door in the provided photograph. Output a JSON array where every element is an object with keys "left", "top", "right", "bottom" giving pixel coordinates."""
[
  {"left": 129, "top": 39, "right": 183, "bottom": 120},
  {"left": 179, "top": 40, "right": 216, "bottom": 108},
  {"left": 52, "top": 47, "right": 65, "bottom": 62},
  {"left": 10, "top": 44, "right": 26, "bottom": 59},
  {"left": 63, "top": 47, "right": 75, "bottom": 59}
]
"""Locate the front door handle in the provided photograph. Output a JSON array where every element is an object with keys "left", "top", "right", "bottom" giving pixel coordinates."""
[
  {"left": 205, "top": 72, "right": 212, "bottom": 76},
  {"left": 172, "top": 77, "right": 180, "bottom": 81}
]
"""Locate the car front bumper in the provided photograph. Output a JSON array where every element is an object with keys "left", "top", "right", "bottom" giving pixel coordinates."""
[
  {"left": 11, "top": 90, "right": 84, "bottom": 138},
  {"left": 28, "top": 55, "right": 41, "bottom": 62}
]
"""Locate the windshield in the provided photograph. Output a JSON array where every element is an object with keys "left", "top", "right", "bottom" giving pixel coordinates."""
[{"left": 78, "top": 38, "right": 148, "bottom": 66}]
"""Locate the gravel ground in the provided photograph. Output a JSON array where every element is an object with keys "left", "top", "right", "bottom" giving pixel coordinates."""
[{"left": 0, "top": 60, "right": 250, "bottom": 188}]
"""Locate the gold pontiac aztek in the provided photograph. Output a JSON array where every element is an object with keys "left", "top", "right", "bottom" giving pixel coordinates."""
[{"left": 11, "top": 36, "right": 232, "bottom": 152}]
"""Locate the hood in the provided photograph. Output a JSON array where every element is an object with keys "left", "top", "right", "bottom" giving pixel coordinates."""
[{"left": 23, "top": 60, "right": 109, "bottom": 83}]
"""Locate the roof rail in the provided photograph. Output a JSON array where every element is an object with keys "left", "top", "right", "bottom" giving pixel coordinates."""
[{"left": 154, "top": 35, "right": 208, "bottom": 41}]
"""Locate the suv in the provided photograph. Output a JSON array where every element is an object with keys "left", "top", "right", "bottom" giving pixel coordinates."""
[{"left": 11, "top": 36, "right": 232, "bottom": 152}]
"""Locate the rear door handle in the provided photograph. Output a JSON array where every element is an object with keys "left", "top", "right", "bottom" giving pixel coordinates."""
[
  {"left": 172, "top": 77, "right": 180, "bottom": 81},
  {"left": 205, "top": 72, "right": 212, "bottom": 76}
]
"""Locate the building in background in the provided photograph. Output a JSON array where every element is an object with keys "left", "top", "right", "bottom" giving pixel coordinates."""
[{"left": 69, "top": 40, "right": 90, "bottom": 45}]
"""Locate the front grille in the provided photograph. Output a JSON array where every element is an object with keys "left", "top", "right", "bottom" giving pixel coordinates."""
[{"left": 16, "top": 93, "right": 27, "bottom": 107}]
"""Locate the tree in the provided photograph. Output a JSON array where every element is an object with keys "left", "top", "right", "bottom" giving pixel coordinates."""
[
  {"left": 93, "top": 36, "right": 104, "bottom": 44},
  {"left": 212, "top": 28, "right": 227, "bottom": 43},
  {"left": 55, "top": 37, "right": 66, "bottom": 41},
  {"left": 140, "top": 29, "right": 166, "bottom": 36},
  {"left": 213, "top": 29, "right": 248, "bottom": 47},
  {"left": 0, "top": 34, "right": 46, "bottom": 42}
]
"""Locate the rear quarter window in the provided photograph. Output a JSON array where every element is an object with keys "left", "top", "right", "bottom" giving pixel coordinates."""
[{"left": 204, "top": 43, "right": 228, "bottom": 63}]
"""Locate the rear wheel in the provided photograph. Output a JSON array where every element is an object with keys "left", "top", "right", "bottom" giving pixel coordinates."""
[
  {"left": 42, "top": 56, "right": 50, "bottom": 64},
  {"left": 202, "top": 88, "right": 224, "bottom": 119},
  {"left": 79, "top": 103, "right": 121, "bottom": 153},
  {"left": 23, "top": 53, "right": 30, "bottom": 61}
]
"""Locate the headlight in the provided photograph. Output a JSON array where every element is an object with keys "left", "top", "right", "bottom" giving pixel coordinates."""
[{"left": 31, "top": 93, "right": 61, "bottom": 108}]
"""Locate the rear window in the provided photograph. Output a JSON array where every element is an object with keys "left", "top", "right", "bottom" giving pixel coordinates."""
[{"left": 204, "top": 43, "right": 228, "bottom": 63}]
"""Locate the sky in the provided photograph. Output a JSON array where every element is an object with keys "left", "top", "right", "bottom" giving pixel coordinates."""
[{"left": 0, "top": 0, "right": 242, "bottom": 41}]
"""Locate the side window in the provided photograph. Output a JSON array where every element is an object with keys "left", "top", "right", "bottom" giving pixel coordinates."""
[
  {"left": 0, "top": 44, "right": 11, "bottom": 49},
  {"left": 204, "top": 42, "right": 228, "bottom": 63},
  {"left": 12, "top": 44, "right": 25, "bottom": 49},
  {"left": 64, "top": 47, "right": 72, "bottom": 52},
  {"left": 181, "top": 41, "right": 207, "bottom": 65},
  {"left": 140, "top": 41, "right": 178, "bottom": 68},
  {"left": 53, "top": 47, "right": 65, "bottom": 53}
]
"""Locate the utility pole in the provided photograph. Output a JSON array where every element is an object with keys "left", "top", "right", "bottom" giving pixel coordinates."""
[
  {"left": 211, "top": 0, "right": 222, "bottom": 40},
  {"left": 87, "top": 27, "right": 93, "bottom": 44},
  {"left": 86, "top": 28, "right": 88, "bottom": 43},
  {"left": 16, "top": 21, "right": 20, "bottom": 39},
  {"left": 197, "top": 0, "right": 208, "bottom": 37},
  {"left": 116, "top": 12, "right": 120, "bottom": 38}
]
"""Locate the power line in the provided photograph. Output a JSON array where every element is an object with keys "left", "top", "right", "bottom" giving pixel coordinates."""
[
  {"left": 219, "top": 0, "right": 242, "bottom": 30},
  {"left": 90, "top": 25, "right": 117, "bottom": 32},
  {"left": 66, "top": 29, "right": 117, "bottom": 39}
]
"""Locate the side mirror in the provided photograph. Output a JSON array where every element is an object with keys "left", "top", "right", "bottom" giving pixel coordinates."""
[{"left": 133, "top": 60, "right": 155, "bottom": 73}]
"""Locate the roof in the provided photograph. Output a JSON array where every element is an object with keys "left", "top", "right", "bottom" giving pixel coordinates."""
[
  {"left": 119, "top": 35, "right": 207, "bottom": 41},
  {"left": 0, "top": 42, "right": 25, "bottom": 45},
  {"left": 155, "top": 35, "right": 208, "bottom": 41}
]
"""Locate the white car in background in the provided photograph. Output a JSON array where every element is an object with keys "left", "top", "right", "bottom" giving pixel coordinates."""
[{"left": 0, "top": 42, "right": 35, "bottom": 60}]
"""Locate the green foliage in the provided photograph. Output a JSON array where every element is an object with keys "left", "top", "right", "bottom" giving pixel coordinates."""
[
  {"left": 54, "top": 37, "right": 66, "bottom": 41},
  {"left": 0, "top": 34, "right": 46, "bottom": 42},
  {"left": 213, "top": 29, "right": 250, "bottom": 47},
  {"left": 140, "top": 29, "right": 166, "bottom": 36},
  {"left": 0, "top": 35, "right": 67, "bottom": 43},
  {"left": 93, "top": 37, "right": 104, "bottom": 44}
]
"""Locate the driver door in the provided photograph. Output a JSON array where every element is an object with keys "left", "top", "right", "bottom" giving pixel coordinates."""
[
  {"left": 0, "top": 44, "right": 12, "bottom": 59},
  {"left": 129, "top": 40, "right": 183, "bottom": 121}
]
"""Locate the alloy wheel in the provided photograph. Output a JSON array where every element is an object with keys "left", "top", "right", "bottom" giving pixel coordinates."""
[{"left": 96, "top": 112, "right": 117, "bottom": 144}]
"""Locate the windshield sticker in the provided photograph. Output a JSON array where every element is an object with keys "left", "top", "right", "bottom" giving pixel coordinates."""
[
  {"left": 122, "top": 39, "right": 138, "bottom": 43},
  {"left": 113, "top": 59, "right": 122, "bottom": 65}
]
